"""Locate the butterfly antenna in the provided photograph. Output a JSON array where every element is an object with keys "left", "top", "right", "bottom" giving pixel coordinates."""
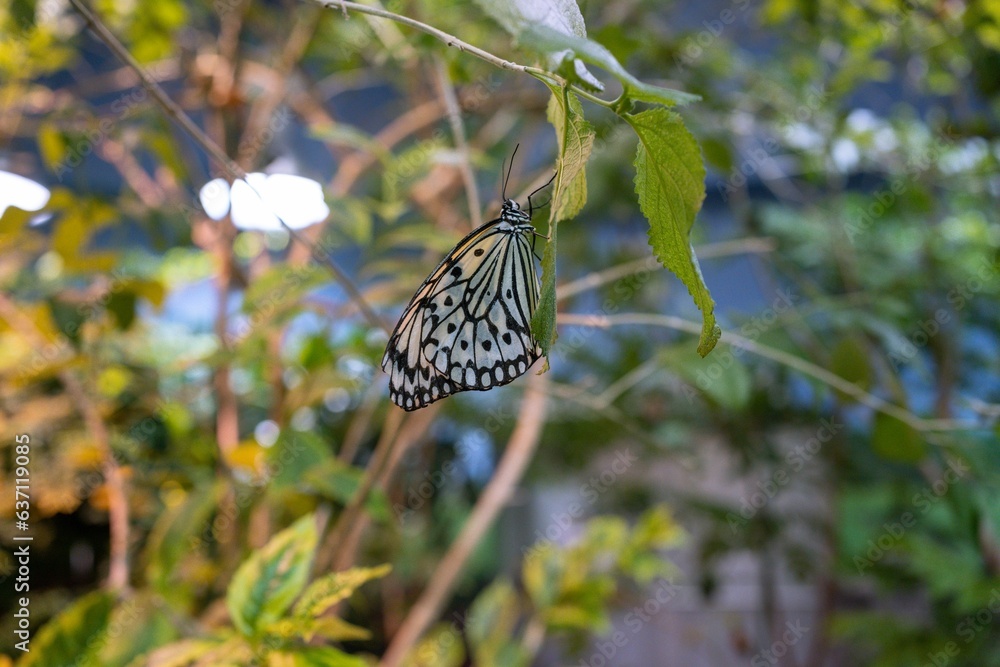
[
  {"left": 527, "top": 170, "right": 557, "bottom": 215},
  {"left": 499, "top": 156, "right": 506, "bottom": 202},
  {"left": 503, "top": 144, "right": 519, "bottom": 201}
]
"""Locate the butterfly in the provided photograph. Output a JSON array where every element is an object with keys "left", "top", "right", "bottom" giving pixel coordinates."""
[{"left": 382, "top": 150, "right": 553, "bottom": 411}]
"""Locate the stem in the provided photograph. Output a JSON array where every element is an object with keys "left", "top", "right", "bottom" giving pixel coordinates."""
[
  {"left": 67, "top": 0, "right": 389, "bottom": 334},
  {"left": 319, "top": 408, "right": 405, "bottom": 572},
  {"left": 380, "top": 373, "right": 548, "bottom": 667},
  {"left": 318, "top": 1, "right": 527, "bottom": 72},
  {"left": 556, "top": 237, "right": 776, "bottom": 301},
  {"left": 318, "top": 1, "right": 617, "bottom": 109},
  {"left": 558, "top": 312, "right": 980, "bottom": 433},
  {"left": 433, "top": 54, "right": 482, "bottom": 230},
  {"left": 332, "top": 405, "right": 440, "bottom": 572}
]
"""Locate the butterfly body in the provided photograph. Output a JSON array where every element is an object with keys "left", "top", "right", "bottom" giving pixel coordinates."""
[{"left": 382, "top": 198, "right": 542, "bottom": 411}]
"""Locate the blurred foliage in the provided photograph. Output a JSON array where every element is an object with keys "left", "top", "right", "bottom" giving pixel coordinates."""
[{"left": 1, "top": 0, "right": 999, "bottom": 665}]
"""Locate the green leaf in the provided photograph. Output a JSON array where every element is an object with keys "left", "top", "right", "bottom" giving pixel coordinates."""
[
  {"left": 871, "top": 413, "right": 926, "bottom": 463},
  {"left": 21, "top": 590, "right": 116, "bottom": 667},
  {"left": 266, "top": 615, "right": 372, "bottom": 644},
  {"left": 545, "top": 88, "right": 594, "bottom": 222},
  {"left": 473, "top": 0, "right": 604, "bottom": 91},
  {"left": 47, "top": 297, "right": 85, "bottom": 346},
  {"left": 292, "top": 563, "right": 391, "bottom": 619},
  {"left": 530, "top": 84, "right": 595, "bottom": 358},
  {"left": 227, "top": 514, "right": 318, "bottom": 637},
  {"left": 145, "top": 481, "right": 221, "bottom": 599},
  {"left": 0, "top": 204, "right": 35, "bottom": 243},
  {"left": 976, "top": 486, "right": 1000, "bottom": 551},
  {"left": 625, "top": 108, "right": 719, "bottom": 356},
  {"left": 830, "top": 335, "right": 873, "bottom": 402},
  {"left": 401, "top": 624, "right": 465, "bottom": 667},
  {"left": 107, "top": 289, "right": 138, "bottom": 330},
  {"left": 522, "top": 543, "right": 562, "bottom": 609},
  {"left": 243, "top": 265, "right": 326, "bottom": 316},
  {"left": 129, "top": 634, "right": 242, "bottom": 667},
  {"left": 311, "top": 123, "right": 390, "bottom": 164},
  {"left": 100, "top": 593, "right": 179, "bottom": 667},
  {"left": 37, "top": 122, "right": 68, "bottom": 172},
  {"left": 467, "top": 581, "right": 527, "bottom": 666},
  {"left": 665, "top": 345, "right": 751, "bottom": 411},
  {"left": 301, "top": 457, "right": 391, "bottom": 523},
  {"left": 523, "top": 25, "right": 700, "bottom": 106},
  {"left": 265, "top": 646, "right": 369, "bottom": 667},
  {"left": 11, "top": 0, "right": 36, "bottom": 32},
  {"left": 619, "top": 506, "right": 684, "bottom": 583}
]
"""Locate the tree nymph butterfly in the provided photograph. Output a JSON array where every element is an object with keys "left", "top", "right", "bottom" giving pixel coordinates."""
[{"left": 382, "top": 148, "right": 553, "bottom": 411}]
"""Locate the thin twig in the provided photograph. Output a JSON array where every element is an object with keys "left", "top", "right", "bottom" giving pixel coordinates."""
[
  {"left": 0, "top": 294, "right": 130, "bottom": 590},
  {"left": 520, "top": 616, "right": 547, "bottom": 662},
  {"left": 594, "top": 356, "right": 664, "bottom": 408},
  {"left": 67, "top": 0, "right": 388, "bottom": 334},
  {"left": 332, "top": 405, "right": 440, "bottom": 572},
  {"left": 315, "top": 1, "right": 615, "bottom": 109},
  {"left": 237, "top": 5, "right": 319, "bottom": 168},
  {"left": 558, "top": 312, "right": 980, "bottom": 433},
  {"left": 319, "top": 0, "right": 528, "bottom": 73},
  {"left": 379, "top": 373, "right": 548, "bottom": 667},
  {"left": 338, "top": 379, "right": 386, "bottom": 464},
  {"left": 288, "top": 99, "right": 444, "bottom": 266},
  {"left": 433, "top": 54, "right": 482, "bottom": 230},
  {"left": 557, "top": 237, "right": 777, "bottom": 301},
  {"left": 317, "top": 408, "right": 405, "bottom": 572}
]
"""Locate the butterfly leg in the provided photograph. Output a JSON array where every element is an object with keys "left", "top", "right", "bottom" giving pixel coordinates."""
[
  {"left": 527, "top": 171, "right": 558, "bottom": 217},
  {"left": 530, "top": 230, "right": 548, "bottom": 261}
]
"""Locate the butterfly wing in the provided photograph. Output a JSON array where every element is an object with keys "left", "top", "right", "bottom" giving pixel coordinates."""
[{"left": 382, "top": 219, "right": 540, "bottom": 411}]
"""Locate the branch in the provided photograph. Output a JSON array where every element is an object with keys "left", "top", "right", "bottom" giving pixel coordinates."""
[
  {"left": 67, "top": 0, "right": 389, "bottom": 334},
  {"left": 317, "top": 0, "right": 528, "bottom": 73},
  {"left": 433, "top": 54, "right": 482, "bottom": 230},
  {"left": 558, "top": 312, "right": 980, "bottom": 433},
  {"left": 313, "top": 0, "right": 613, "bottom": 108},
  {"left": 317, "top": 408, "right": 405, "bottom": 572},
  {"left": 379, "top": 373, "right": 549, "bottom": 667},
  {"left": 557, "top": 237, "right": 777, "bottom": 301},
  {"left": 237, "top": 5, "right": 319, "bottom": 169},
  {"left": 333, "top": 405, "right": 440, "bottom": 572}
]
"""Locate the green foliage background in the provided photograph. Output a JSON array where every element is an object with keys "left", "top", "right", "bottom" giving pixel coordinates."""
[{"left": 1, "top": 0, "right": 999, "bottom": 665}]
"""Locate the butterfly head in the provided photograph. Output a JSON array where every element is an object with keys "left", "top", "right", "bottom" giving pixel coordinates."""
[{"left": 500, "top": 198, "right": 531, "bottom": 225}]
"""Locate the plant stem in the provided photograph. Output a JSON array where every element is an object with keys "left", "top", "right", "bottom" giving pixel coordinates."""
[
  {"left": 433, "top": 54, "right": 482, "bottom": 230},
  {"left": 67, "top": 0, "right": 389, "bottom": 334},
  {"left": 379, "top": 373, "right": 548, "bottom": 667},
  {"left": 558, "top": 312, "right": 980, "bottom": 433},
  {"left": 319, "top": 1, "right": 617, "bottom": 109}
]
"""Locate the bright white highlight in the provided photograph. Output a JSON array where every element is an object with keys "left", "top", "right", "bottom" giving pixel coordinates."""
[
  {"left": 0, "top": 171, "right": 51, "bottom": 218},
  {"left": 198, "top": 173, "right": 330, "bottom": 231}
]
